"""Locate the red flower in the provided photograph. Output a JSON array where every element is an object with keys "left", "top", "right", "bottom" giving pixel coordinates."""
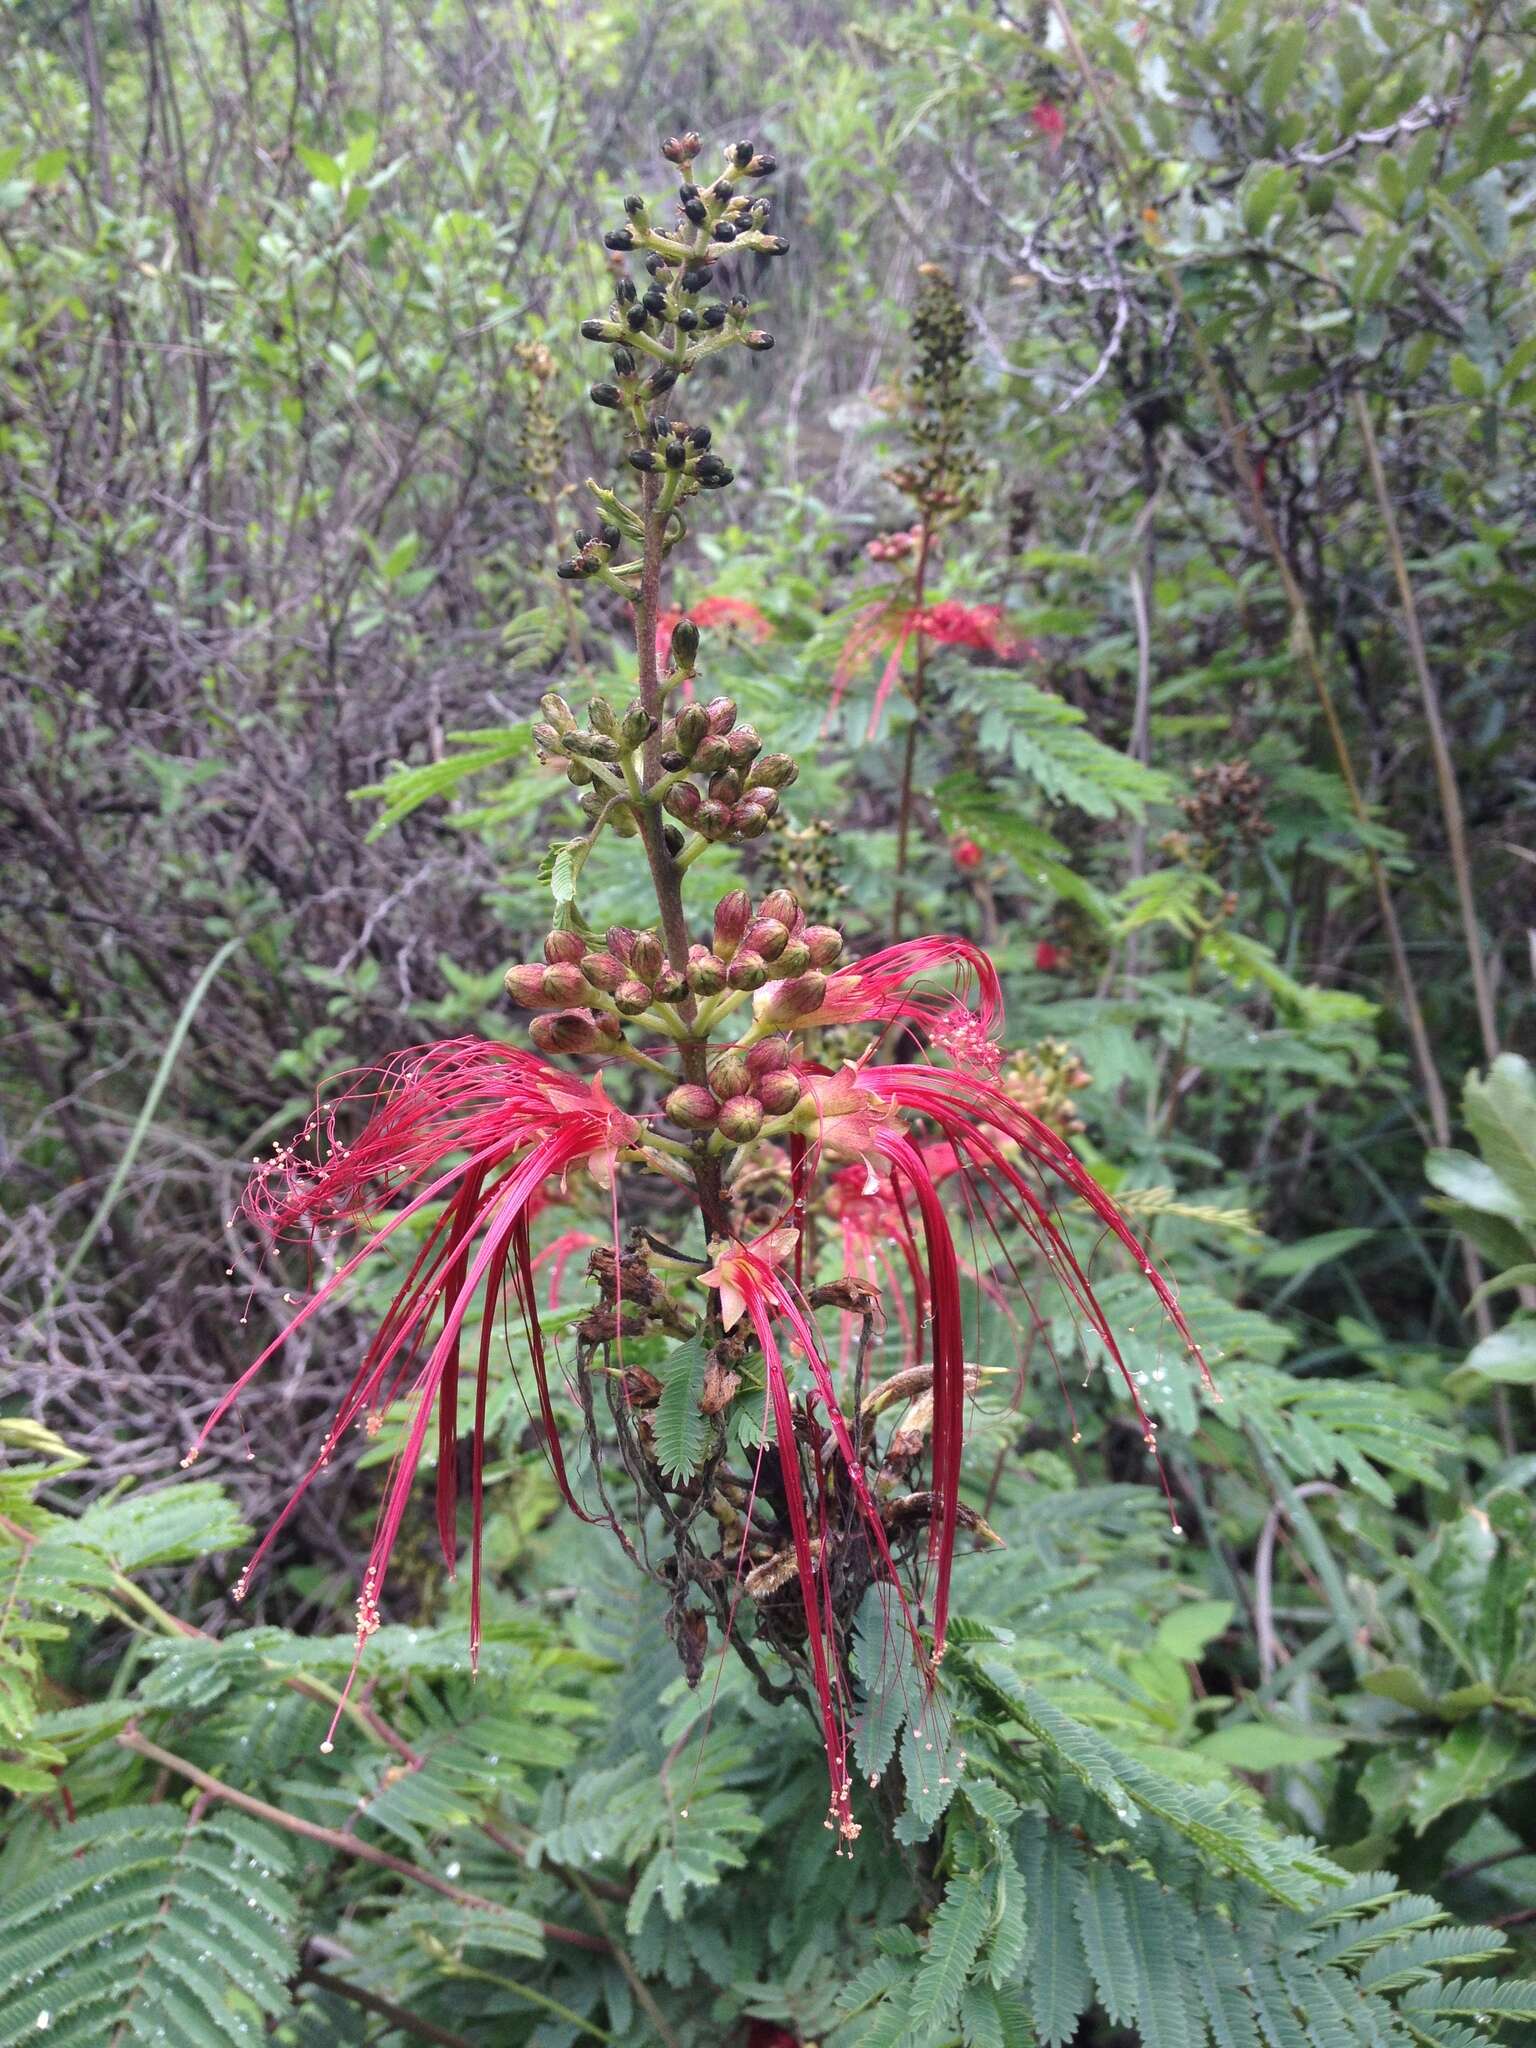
[
  {"left": 829, "top": 601, "right": 1024, "bottom": 739},
  {"left": 186, "top": 1042, "right": 641, "bottom": 1734},
  {"left": 950, "top": 835, "right": 983, "bottom": 873},
  {"left": 746, "top": 2027, "right": 801, "bottom": 2048},
  {"left": 790, "top": 1056, "right": 1213, "bottom": 1659},
  {"left": 655, "top": 594, "right": 773, "bottom": 669},
  {"left": 1032, "top": 100, "right": 1067, "bottom": 150},
  {"left": 757, "top": 935, "right": 1004, "bottom": 1073},
  {"left": 1034, "top": 940, "right": 1064, "bottom": 972}
]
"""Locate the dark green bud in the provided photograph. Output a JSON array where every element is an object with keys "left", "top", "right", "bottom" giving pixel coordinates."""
[
  {"left": 589, "top": 382, "right": 621, "bottom": 408},
  {"left": 672, "top": 619, "right": 701, "bottom": 673},
  {"left": 603, "top": 227, "right": 635, "bottom": 251}
]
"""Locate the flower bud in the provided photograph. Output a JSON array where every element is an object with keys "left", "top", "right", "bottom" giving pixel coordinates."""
[
  {"left": 733, "top": 803, "right": 770, "bottom": 838},
  {"left": 745, "top": 331, "right": 774, "bottom": 351},
  {"left": 726, "top": 950, "right": 768, "bottom": 991},
  {"left": 504, "top": 962, "right": 552, "bottom": 1008},
  {"left": 588, "top": 695, "right": 617, "bottom": 735},
  {"left": 675, "top": 702, "right": 709, "bottom": 755},
  {"left": 540, "top": 693, "right": 576, "bottom": 731},
  {"left": 580, "top": 950, "right": 627, "bottom": 994},
  {"left": 693, "top": 733, "right": 730, "bottom": 773},
  {"left": 710, "top": 1053, "right": 752, "bottom": 1100},
  {"left": 687, "top": 951, "right": 727, "bottom": 996},
  {"left": 729, "top": 140, "right": 755, "bottom": 168},
  {"left": 773, "top": 937, "right": 811, "bottom": 977},
  {"left": 664, "top": 782, "right": 702, "bottom": 825},
  {"left": 662, "top": 132, "right": 701, "bottom": 165},
  {"left": 756, "top": 889, "right": 800, "bottom": 930},
  {"left": 712, "top": 889, "right": 752, "bottom": 959},
  {"left": 542, "top": 961, "right": 589, "bottom": 1005},
  {"left": 606, "top": 926, "right": 637, "bottom": 962},
  {"left": 603, "top": 227, "right": 635, "bottom": 251},
  {"left": 589, "top": 382, "right": 622, "bottom": 408},
  {"left": 748, "top": 752, "right": 798, "bottom": 790},
  {"left": 629, "top": 932, "right": 665, "bottom": 985},
  {"left": 756, "top": 1069, "right": 803, "bottom": 1116},
  {"left": 726, "top": 728, "right": 762, "bottom": 769},
  {"left": 717, "top": 1095, "right": 764, "bottom": 1143},
  {"left": 594, "top": 1011, "right": 624, "bottom": 1043},
  {"left": 744, "top": 916, "right": 789, "bottom": 962},
  {"left": 544, "top": 930, "right": 587, "bottom": 966},
  {"left": 530, "top": 1009, "right": 605, "bottom": 1055},
  {"left": 698, "top": 799, "right": 733, "bottom": 841},
  {"left": 708, "top": 770, "right": 743, "bottom": 804},
  {"left": 746, "top": 1039, "right": 791, "bottom": 1078},
  {"left": 671, "top": 618, "right": 700, "bottom": 673},
  {"left": 654, "top": 967, "right": 689, "bottom": 1002},
  {"left": 712, "top": 219, "right": 737, "bottom": 242},
  {"left": 580, "top": 317, "right": 613, "bottom": 342},
  {"left": 613, "top": 978, "right": 653, "bottom": 1016},
  {"left": 620, "top": 700, "right": 656, "bottom": 748},
  {"left": 748, "top": 152, "right": 778, "bottom": 178},
  {"left": 532, "top": 721, "right": 565, "bottom": 754},
  {"left": 803, "top": 925, "right": 844, "bottom": 967},
  {"left": 739, "top": 787, "right": 779, "bottom": 820},
  {"left": 757, "top": 971, "right": 828, "bottom": 1026},
  {"left": 665, "top": 1084, "right": 719, "bottom": 1131},
  {"left": 704, "top": 694, "right": 737, "bottom": 734},
  {"left": 564, "top": 731, "right": 622, "bottom": 762}
]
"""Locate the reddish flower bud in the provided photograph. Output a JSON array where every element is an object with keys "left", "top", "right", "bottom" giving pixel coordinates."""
[
  {"left": 593, "top": 1012, "right": 624, "bottom": 1043},
  {"left": 803, "top": 925, "right": 844, "bottom": 967},
  {"left": 755, "top": 1069, "right": 803, "bottom": 1116},
  {"left": 687, "top": 952, "right": 728, "bottom": 996},
  {"left": 529, "top": 1009, "right": 604, "bottom": 1054},
  {"left": 544, "top": 930, "right": 587, "bottom": 965},
  {"left": 951, "top": 836, "right": 984, "bottom": 873},
  {"left": 756, "top": 971, "right": 828, "bottom": 1026},
  {"left": 675, "top": 702, "right": 710, "bottom": 755},
  {"left": 716, "top": 1094, "right": 764, "bottom": 1143},
  {"left": 664, "top": 781, "right": 703, "bottom": 825},
  {"left": 708, "top": 769, "right": 743, "bottom": 804},
  {"left": 744, "top": 916, "right": 789, "bottom": 961},
  {"left": 704, "top": 694, "right": 737, "bottom": 734},
  {"left": 614, "top": 978, "right": 653, "bottom": 1015},
  {"left": 726, "top": 726, "right": 762, "bottom": 767},
  {"left": 710, "top": 1053, "right": 753, "bottom": 1100},
  {"left": 542, "top": 962, "right": 589, "bottom": 1005},
  {"left": 503, "top": 963, "right": 552, "bottom": 1008},
  {"left": 773, "top": 938, "right": 812, "bottom": 977},
  {"left": 629, "top": 932, "right": 665, "bottom": 986},
  {"left": 654, "top": 968, "right": 689, "bottom": 1002},
  {"left": 726, "top": 950, "right": 769, "bottom": 991},
  {"left": 698, "top": 799, "right": 733, "bottom": 840},
  {"left": 581, "top": 950, "right": 627, "bottom": 993},
  {"left": 747, "top": 753, "right": 798, "bottom": 790},
  {"left": 745, "top": 1038, "right": 791, "bottom": 1077},
  {"left": 757, "top": 889, "right": 801, "bottom": 929},
  {"left": 712, "top": 890, "right": 752, "bottom": 959},
  {"left": 665, "top": 1084, "right": 719, "bottom": 1130},
  {"left": 693, "top": 733, "right": 731, "bottom": 773},
  {"left": 606, "top": 926, "right": 637, "bottom": 962},
  {"left": 1035, "top": 941, "right": 1064, "bottom": 972}
]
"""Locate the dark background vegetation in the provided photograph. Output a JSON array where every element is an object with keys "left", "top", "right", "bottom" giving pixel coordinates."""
[{"left": 3, "top": 1, "right": 1536, "bottom": 2044}]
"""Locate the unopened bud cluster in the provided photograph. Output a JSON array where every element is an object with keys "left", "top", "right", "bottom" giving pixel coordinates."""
[
  {"left": 684, "top": 885, "right": 841, "bottom": 1008},
  {"left": 656, "top": 692, "right": 797, "bottom": 847},
  {"left": 886, "top": 264, "right": 984, "bottom": 522}
]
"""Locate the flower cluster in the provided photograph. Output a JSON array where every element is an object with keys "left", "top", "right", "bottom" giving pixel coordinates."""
[{"left": 194, "top": 132, "right": 1207, "bottom": 1851}]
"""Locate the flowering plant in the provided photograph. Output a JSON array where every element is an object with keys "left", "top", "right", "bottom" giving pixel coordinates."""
[{"left": 189, "top": 132, "right": 1207, "bottom": 1850}]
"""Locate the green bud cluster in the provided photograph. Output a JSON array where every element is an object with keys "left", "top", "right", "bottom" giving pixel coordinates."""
[{"left": 887, "top": 264, "right": 984, "bottom": 522}]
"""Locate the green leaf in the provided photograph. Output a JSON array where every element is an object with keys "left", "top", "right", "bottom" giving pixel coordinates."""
[
  {"left": 296, "top": 144, "right": 344, "bottom": 187},
  {"left": 1156, "top": 1599, "right": 1234, "bottom": 1662},
  {"left": 1243, "top": 165, "right": 1293, "bottom": 235},
  {"left": 1450, "top": 353, "right": 1488, "bottom": 399},
  {"left": 909, "top": 1875, "right": 990, "bottom": 2033},
  {"left": 1425, "top": 1150, "right": 1526, "bottom": 1223},
  {"left": 1409, "top": 1722, "right": 1524, "bottom": 1833},
  {"left": 1464, "top": 1056, "right": 1536, "bottom": 1216},
  {"left": 1259, "top": 23, "right": 1307, "bottom": 112},
  {"left": 1196, "top": 1724, "right": 1345, "bottom": 1767},
  {"left": 1451, "top": 1320, "right": 1536, "bottom": 1388},
  {"left": 652, "top": 1335, "right": 711, "bottom": 1481}
]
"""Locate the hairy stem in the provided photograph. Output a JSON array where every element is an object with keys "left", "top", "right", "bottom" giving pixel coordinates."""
[{"left": 891, "top": 513, "right": 933, "bottom": 943}]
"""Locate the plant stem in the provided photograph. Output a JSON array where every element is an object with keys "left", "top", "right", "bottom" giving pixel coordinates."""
[
  {"left": 299, "top": 1966, "right": 476, "bottom": 2048},
  {"left": 891, "top": 513, "right": 933, "bottom": 943},
  {"left": 629, "top": 471, "right": 732, "bottom": 1243},
  {"left": 116, "top": 1723, "right": 609, "bottom": 1951}
]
